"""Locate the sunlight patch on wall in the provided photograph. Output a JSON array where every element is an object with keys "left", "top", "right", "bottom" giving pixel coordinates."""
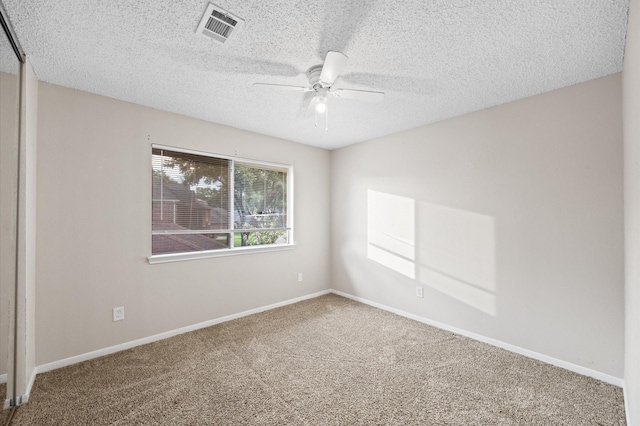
[
  {"left": 417, "top": 203, "right": 497, "bottom": 316},
  {"left": 367, "top": 190, "right": 415, "bottom": 279}
]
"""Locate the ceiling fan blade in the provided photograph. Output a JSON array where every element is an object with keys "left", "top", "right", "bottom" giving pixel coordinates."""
[
  {"left": 252, "top": 83, "right": 313, "bottom": 92},
  {"left": 319, "top": 51, "right": 348, "bottom": 87},
  {"left": 331, "top": 88, "right": 384, "bottom": 102}
]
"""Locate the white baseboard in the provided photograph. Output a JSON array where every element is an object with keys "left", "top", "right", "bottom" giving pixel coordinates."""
[
  {"left": 33, "top": 288, "right": 624, "bottom": 391},
  {"left": 36, "top": 290, "right": 331, "bottom": 375},
  {"left": 0, "top": 373, "right": 6, "bottom": 384},
  {"left": 330, "top": 289, "right": 624, "bottom": 388},
  {"left": 21, "top": 369, "right": 36, "bottom": 405}
]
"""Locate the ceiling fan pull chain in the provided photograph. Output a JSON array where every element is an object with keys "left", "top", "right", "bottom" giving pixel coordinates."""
[{"left": 325, "top": 105, "right": 329, "bottom": 131}]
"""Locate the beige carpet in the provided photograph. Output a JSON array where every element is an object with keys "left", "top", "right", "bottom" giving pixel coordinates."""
[
  {"left": 8, "top": 294, "right": 626, "bottom": 425},
  {"left": 0, "top": 383, "right": 7, "bottom": 426}
]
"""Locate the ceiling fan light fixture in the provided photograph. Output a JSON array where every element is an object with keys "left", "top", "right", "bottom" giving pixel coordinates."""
[
  {"left": 314, "top": 95, "right": 329, "bottom": 131},
  {"left": 253, "top": 51, "right": 384, "bottom": 131},
  {"left": 315, "top": 97, "right": 327, "bottom": 113}
]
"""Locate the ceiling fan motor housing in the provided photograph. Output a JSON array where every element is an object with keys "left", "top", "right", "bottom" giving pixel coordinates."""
[{"left": 307, "top": 65, "right": 326, "bottom": 89}]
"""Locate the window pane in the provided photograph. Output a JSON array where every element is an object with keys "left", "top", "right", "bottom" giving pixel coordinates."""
[
  {"left": 152, "top": 148, "right": 231, "bottom": 254},
  {"left": 234, "top": 163, "right": 288, "bottom": 247},
  {"left": 234, "top": 230, "right": 288, "bottom": 247},
  {"left": 152, "top": 232, "right": 231, "bottom": 255},
  {"left": 151, "top": 147, "right": 292, "bottom": 258}
]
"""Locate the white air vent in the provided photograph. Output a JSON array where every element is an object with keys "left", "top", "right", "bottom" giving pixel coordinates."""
[{"left": 196, "top": 3, "right": 244, "bottom": 44}]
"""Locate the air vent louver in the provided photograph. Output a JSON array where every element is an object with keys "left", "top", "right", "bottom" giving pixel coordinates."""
[{"left": 196, "top": 3, "right": 244, "bottom": 44}]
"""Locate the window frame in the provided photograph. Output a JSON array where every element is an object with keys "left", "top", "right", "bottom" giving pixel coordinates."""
[{"left": 148, "top": 144, "right": 294, "bottom": 264}]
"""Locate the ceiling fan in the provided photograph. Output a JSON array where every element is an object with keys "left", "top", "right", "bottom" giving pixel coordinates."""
[{"left": 253, "top": 51, "right": 385, "bottom": 130}]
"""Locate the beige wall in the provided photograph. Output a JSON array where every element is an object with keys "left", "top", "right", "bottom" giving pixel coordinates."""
[
  {"left": 20, "top": 58, "right": 37, "bottom": 399},
  {"left": 0, "top": 70, "right": 19, "bottom": 381},
  {"left": 0, "top": 58, "right": 37, "bottom": 403},
  {"left": 331, "top": 74, "right": 624, "bottom": 378},
  {"left": 35, "top": 82, "right": 331, "bottom": 366},
  {"left": 623, "top": 0, "right": 640, "bottom": 422}
]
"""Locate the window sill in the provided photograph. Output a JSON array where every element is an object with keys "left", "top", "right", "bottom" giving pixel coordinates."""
[{"left": 147, "top": 244, "right": 296, "bottom": 264}]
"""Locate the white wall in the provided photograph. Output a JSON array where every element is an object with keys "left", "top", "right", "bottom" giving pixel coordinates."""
[
  {"left": 35, "top": 82, "right": 331, "bottom": 366},
  {"left": 0, "top": 70, "right": 19, "bottom": 381},
  {"left": 0, "top": 58, "right": 37, "bottom": 403},
  {"left": 331, "top": 74, "right": 624, "bottom": 378},
  {"left": 20, "top": 58, "right": 37, "bottom": 400},
  {"left": 623, "top": 0, "right": 640, "bottom": 422}
]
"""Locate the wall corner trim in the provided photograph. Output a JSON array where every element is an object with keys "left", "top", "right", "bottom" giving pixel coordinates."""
[
  {"left": 330, "top": 289, "right": 624, "bottom": 388},
  {"left": 20, "top": 369, "right": 36, "bottom": 405}
]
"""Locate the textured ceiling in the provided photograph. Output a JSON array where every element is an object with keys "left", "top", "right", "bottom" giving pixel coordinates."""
[{"left": 2, "top": 0, "right": 630, "bottom": 149}]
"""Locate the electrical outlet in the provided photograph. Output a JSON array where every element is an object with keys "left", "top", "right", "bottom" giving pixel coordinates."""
[
  {"left": 297, "top": 273, "right": 303, "bottom": 282},
  {"left": 415, "top": 287, "right": 423, "bottom": 298},
  {"left": 113, "top": 306, "right": 124, "bottom": 322}
]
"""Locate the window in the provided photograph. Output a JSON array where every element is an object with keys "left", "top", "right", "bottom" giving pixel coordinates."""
[{"left": 150, "top": 146, "right": 292, "bottom": 262}]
